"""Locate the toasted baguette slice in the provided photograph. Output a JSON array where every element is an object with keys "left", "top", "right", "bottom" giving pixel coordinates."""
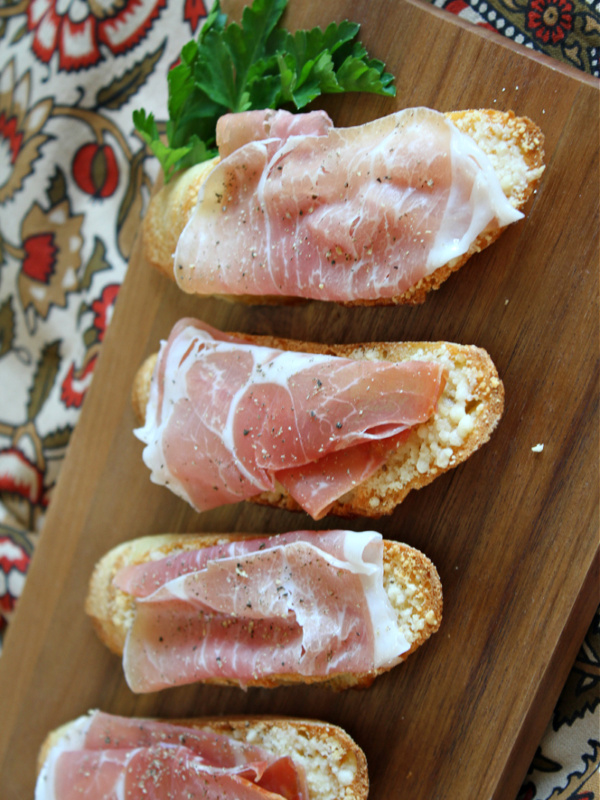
[
  {"left": 37, "top": 713, "right": 369, "bottom": 800},
  {"left": 86, "top": 533, "right": 443, "bottom": 690},
  {"left": 132, "top": 334, "right": 504, "bottom": 518},
  {"left": 142, "top": 109, "right": 545, "bottom": 305}
]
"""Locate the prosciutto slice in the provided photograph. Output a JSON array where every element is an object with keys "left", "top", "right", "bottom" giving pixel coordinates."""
[
  {"left": 113, "top": 530, "right": 410, "bottom": 693},
  {"left": 135, "top": 318, "right": 445, "bottom": 519},
  {"left": 216, "top": 108, "right": 333, "bottom": 159},
  {"left": 35, "top": 711, "right": 308, "bottom": 800},
  {"left": 174, "top": 107, "right": 523, "bottom": 302}
]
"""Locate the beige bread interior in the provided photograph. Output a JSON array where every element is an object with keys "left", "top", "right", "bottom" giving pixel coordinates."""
[
  {"left": 38, "top": 714, "right": 369, "bottom": 800},
  {"left": 142, "top": 109, "right": 545, "bottom": 305},
  {"left": 85, "top": 533, "right": 443, "bottom": 690},
  {"left": 132, "top": 335, "right": 504, "bottom": 518}
]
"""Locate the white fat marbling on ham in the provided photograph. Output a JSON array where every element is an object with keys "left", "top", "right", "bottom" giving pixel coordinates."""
[
  {"left": 114, "top": 531, "right": 410, "bottom": 693},
  {"left": 35, "top": 711, "right": 307, "bottom": 800},
  {"left": 135, "top": 319, "right": 445, "bottom": 519},
  {"left": 174, "top": 107, "right": 523, "bottom": 302}
]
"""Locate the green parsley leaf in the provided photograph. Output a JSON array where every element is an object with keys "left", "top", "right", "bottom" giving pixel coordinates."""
[{"left": 134, "top": 0, "right": 396, "bottom": 181}]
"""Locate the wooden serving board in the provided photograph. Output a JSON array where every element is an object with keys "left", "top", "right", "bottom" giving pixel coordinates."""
[{"left": 0, "top": 1, "right": 598, "bottom": 797}]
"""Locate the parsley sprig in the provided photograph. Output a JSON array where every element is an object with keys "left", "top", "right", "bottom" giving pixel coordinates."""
[{"left": 133, "top": 0, "right": 395, "bottom": 180}]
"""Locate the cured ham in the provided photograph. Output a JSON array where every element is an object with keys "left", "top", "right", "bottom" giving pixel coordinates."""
[
  {"left": 135, "top": 318, "right": 446, "bottom": 519},
  {"left": 35, "top": 711, "right": 308, "bottom": 800},
  {"left": 112, "top": 530, "right": 410, "bottom": 693},
  {"left": 216, "top": 108, "right": 333, "bottom": 159},
  {"left": 174, "top": 107, "right": 523, "bottom": 302}
]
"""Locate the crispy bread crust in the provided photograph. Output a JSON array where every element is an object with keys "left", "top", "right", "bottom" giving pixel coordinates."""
[
  {"left": 38, "top": 714, "right": 370, "bottom": 800},
  {"left": 132, "top": 334, "right": 504, "bottom": 518},
  {"left": 141, "top": 109, "right": 545, "bottom": 305},
  {"left": 142, "top": 158, "right": 217, "bottom": 282},
  {"left": 85, "top": 533, "right": 443, "bottom": 691}
]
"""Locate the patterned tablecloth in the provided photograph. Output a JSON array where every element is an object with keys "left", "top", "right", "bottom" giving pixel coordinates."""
[{"left": 0, "top": 1, "right": 597, "bottom": 798}]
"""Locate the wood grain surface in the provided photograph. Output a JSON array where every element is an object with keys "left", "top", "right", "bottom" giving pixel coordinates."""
[{"left": 0, "top": 1, "right": 598, "bottom": 798}]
